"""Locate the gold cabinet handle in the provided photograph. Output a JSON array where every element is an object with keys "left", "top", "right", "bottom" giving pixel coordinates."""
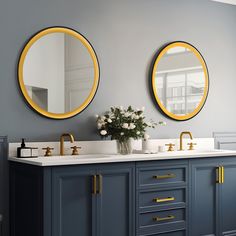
[
  {"left": 221, "top": 166, "right": 224, "bottom": 184},
  {"left": 153, "top": 174, "right": 176, "bottom": 180},
  {"left": 216, "top": 167, "right": 221, "bottom": 184},
  {"left": 92, "top": 175, "right": 97, "bottom": 194},
  {"left": 217, "top": 166, "right": 225, "bottom": 184},
  {"left": 97, "top": 174, "right": 102, "bottom": 194},
  {"left": 153, "top": 215, "right": 175, "bottom": 222},
  {"left": 153, "top": 197, "right": 175, "bottom": 203}
]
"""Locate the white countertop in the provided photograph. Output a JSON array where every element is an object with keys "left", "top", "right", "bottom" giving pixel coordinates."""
[{"left": 8, "top": 149, "right": 236, "bottom": 166}]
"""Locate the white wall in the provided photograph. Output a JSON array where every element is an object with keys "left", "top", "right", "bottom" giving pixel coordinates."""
[{"left": 1, "top": 0, "right": 236, "bottom": 141}]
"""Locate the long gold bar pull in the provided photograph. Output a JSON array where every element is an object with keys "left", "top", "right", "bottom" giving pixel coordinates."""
[
  {"left": 153, "top": 197, "right": 175, "bottom": 203},
  {"left": 221, "top": 166, "right": 224, "bottom": 184},
  {"left": 153, "top": 215, "right": 175, "bottom": 222},
  {"left": 98, "top": 174, "right": 103, "bottom": 194},
  {"left": 217, "top": 167, "right": 221, "bottom": 184},
  {"left": 153, "top": 174, "right": 176, "bottom": 180},
  {"left": 92, "top": 175, "right": 97, "bottom": 194}
]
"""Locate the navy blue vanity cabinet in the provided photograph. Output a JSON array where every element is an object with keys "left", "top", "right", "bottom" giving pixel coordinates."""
[
  {"left": 136, "top": 160, "right": 188, "bottom": 236},
  {"left": 218, "top": 160, "right": 236, "bottom": 236},
  {"left": 10, "top": 162, "right": 135, "bottom": 236},
  {"left": 10, "top": 163, "right": 52, "bottom": 236},
  {"left": 0, "top": 137, "right": 8, "bottom": 236},
  {"left": 190, "top": 157, "right": 236, "bottom": 236},
  {"left": 96, "top": 164, "right": 135, "bottom": 236},
  {"left": 190, "top": 159, "right": 219, "bottom": 236},
  {"left": 52, "top": 165, "right": 96, "bottom": 236},
  {"left": 52, "top": 163, "right": 135, "bottom": 236}
]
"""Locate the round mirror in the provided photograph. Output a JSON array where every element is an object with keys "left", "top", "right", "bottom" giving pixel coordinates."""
[
  {"left": 18, "top": 27, "right": 100, "bottom": 119},
  {"left": 152, "top": 42, "right": 209, "bottom": 121}
]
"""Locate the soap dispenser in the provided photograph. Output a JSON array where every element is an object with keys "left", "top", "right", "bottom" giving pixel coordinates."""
[{"left": 17, "top": 139, "right": 30, "bottom": 158}]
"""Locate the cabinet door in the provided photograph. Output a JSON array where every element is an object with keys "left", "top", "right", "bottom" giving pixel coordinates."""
[
  {"left": 52, "top": 166, "right": 96, "bottom": 236},
  {"left": 190, "top": 160, "right": 220, "bottom": 236},
  {"left": 219, "top": 162, "right": 236, "bottom": 236},
  {"left": 97, "top": 164, "right": 135, "bottom": 236}
]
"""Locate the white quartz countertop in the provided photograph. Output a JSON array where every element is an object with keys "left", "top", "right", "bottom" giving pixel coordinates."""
[{"left": 8, "top": 149, "right": 236, "bottom": 166}]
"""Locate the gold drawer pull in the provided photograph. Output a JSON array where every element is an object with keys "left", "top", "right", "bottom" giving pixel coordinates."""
[
  {"left": 153, "top": 174, "right": 176, "bottom": 180},
  {"left": 92, "top": 175, "right": 97, "bottom": 194},
  {"left": 153, "top": 215, "right": 175, "bottom": 222},
  {"left": 98, "top": 174, "right": 103, "bottom": 194},
  {"left": 153, "top": 197, "right": 175, "bottom": 203}
]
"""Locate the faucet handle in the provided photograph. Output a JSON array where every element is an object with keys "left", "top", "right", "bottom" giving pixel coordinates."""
[
  {"left": 187, "top": 142, "right": 197, "bottom": 151},
  {"left": 165, "top": 143, "right": 175, "bottom": 152},
  {"left": 42, "top": 147, "right": 54, "bottom": 157},
  {"left": 71, "top": 146, "right": 81, "bottom": 155}
]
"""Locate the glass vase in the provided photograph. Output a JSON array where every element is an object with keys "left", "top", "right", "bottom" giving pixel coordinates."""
[{"left": 116, "top": 139, "right": 133, "bottom": 155}]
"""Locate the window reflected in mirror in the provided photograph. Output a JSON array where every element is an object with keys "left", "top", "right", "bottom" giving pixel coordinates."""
[{"left": 152, "top": 42, "right": 209, "bottom": 121}]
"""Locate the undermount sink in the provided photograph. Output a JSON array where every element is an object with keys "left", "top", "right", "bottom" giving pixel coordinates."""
[
  {"left": 159, "top": 149, "right": 230, "bottom": 156},
  {"left": 180, "top": 149, "right": 228, "bottom": 153},
  {"left": 38, "top": 149, "right": 229, "bottom": 160},
  {"left": 38, "top": 154, "right": 114, "bottom": 161}
]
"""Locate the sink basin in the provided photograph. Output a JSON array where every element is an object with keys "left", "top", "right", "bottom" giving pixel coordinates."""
[
  {"left": 37, "top": 154, "right": 114, "bottom": 161},
  {"left": 157, "top": 149, "right": 231, "bottom": 157},
  {"left": 41, "top": 150, "right": 231, "bottom": 160}
]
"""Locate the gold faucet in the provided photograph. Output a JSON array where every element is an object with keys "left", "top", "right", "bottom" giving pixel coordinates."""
[
  {"left": 179, "top": 131, "right": 193, "bottom": 151},
  {"left": 60, "top": 133, "right": 75, "bottom": 155}
]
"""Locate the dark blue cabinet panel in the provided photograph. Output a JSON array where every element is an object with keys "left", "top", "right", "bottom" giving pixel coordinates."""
[
  {"left": 136, "top": 160, "right": 188, "bottom": 236},
  {"left": 137, "top": 164, "right": 187, "bottom": 190},
  {"left": 150, "top": 231, "right": 186, "bottom": 236},
  {"left": 10, "top": 163, "right": 52, "bottom": 236},
  {"left": 52, "top": 164, "right": 135, "bottom": 236},
  {"left": 52, "top": 166, "right": 96, "bottom": 236},
  {"left": 0, "top": 137, "right": 8, "bottom": 236},
  {"left": 0, "top": 214, "right": 3, "bottom": 236},
  {"left": 97, "top": 165, "right": 135, "bottom": 236},
  {"left": 10, "top": 162, "right": 135, "bottom": 236},
  {"left": 190, "top": 159, "right": 219, "bottom": 236},
  {"left": 190, "top": 157, "right": 236, "bottom": 236},
  {"left": 219, "top": 162, "right": 236, "bottom": 236}
]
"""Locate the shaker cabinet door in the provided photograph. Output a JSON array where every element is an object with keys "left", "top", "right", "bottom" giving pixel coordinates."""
[
  {"left": 52, "top": 166, "right": 96, "bottom": 236},
  {"left": 97, "top": 164, "right": 135, "bottom": 236},
  {"left": 219, "top": 162, "right": 236, "bottom": 236},
  {"left": 190, "top": 160, "right": 220, "bottom": 236}
]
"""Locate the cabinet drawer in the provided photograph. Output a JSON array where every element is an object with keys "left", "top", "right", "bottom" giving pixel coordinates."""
[
  {"left": 138, "top": 188, "right": 186, "bottom": 211},
  {"left": 148, "top": 230, "right": 185, "bottom": 236},
  {"left": 138, "top": 166, "right": 186, "bottom": 189},
  {"left": 138, "top": 209, "right": 186, "bottom": 235}
]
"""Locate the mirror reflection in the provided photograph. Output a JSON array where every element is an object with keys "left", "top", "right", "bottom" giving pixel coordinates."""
[
  {"left": 19, "top": 27, "right": 99, "bottom": 119},
  {"left": 152, "top": 42, "right": 208, "bottom": 121}
]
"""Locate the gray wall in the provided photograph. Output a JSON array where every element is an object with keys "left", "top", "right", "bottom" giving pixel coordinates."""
[{"left": 0, "top": 0, "right": 236, "bottom": 142}]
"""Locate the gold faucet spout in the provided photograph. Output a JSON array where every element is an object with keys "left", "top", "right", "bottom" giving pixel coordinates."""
[
  {"left": 179, "top": 131, "right": 193, "bottom": 151},
  {"left": 60, "top": 133, "right": 75, "bottom": 155}
]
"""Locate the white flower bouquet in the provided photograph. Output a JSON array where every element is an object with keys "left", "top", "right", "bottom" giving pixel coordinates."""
[{"left": 96, "top": 106, "right": 166, "bottom": 154}]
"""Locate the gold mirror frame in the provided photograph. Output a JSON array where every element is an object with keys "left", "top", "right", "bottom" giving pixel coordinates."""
[
  {"left": 18, "top": 27, "right": 100, "bottom": 119},
  {"left": 152, "top": 41, "right": 209, "bottom": 121}
]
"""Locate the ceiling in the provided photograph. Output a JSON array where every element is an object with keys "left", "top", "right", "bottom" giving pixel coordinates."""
[{"left": 211, "top": 0, "right": 236, "bottom": 5}]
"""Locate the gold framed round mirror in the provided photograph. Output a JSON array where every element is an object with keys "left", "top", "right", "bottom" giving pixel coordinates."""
[
  {"left": 152, "top": 42, "right": 209, "bottom": 121},
  {"left": 18, "top": 27, "right": 100, "bottom": 119}
]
